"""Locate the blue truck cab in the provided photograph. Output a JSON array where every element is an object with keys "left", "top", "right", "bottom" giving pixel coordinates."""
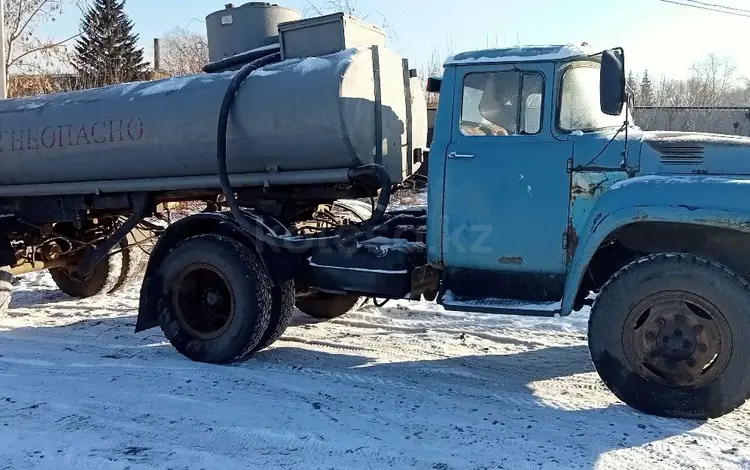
[{"left": 422, "top": 44, "right": 750, "bottom": 419}]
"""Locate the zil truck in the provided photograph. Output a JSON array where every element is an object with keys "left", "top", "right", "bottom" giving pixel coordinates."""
[{"left": 0, "top": 2, "right": 747, "bottom": 421}]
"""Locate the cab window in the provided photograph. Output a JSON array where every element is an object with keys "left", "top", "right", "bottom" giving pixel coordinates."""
[{"left": 460, "top": 71, "right": 543, "bottom": 137}]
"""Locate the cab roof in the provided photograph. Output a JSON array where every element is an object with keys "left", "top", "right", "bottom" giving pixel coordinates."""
[{"left": 444, "top": 44, "right": 600, "bottom": 67}]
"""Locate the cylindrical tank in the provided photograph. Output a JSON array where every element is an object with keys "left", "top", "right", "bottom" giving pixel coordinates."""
[
  {"left": 205, "top": 2, "right": 301, "bottom": 62},
  {"left": 0, "top": 46, "right": 426, "bottom": 189}
]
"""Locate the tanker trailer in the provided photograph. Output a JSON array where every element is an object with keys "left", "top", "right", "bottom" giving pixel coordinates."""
[{"left": 0, "top": 9, "right": 426, "bottom": 317}]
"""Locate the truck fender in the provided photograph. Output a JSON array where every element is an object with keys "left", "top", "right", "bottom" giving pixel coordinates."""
[
  {"left": 135, "top": 210, "right": 296, "bottom": 333},
  {"left": 561, "top": 175, "right": 750, "bottom": 316}
]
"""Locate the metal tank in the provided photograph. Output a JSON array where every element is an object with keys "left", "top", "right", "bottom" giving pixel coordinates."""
[
  {"left": 205, "top": 2, "right": 301, "bottom": 62},
  {"left": 0, "top": 46, "right": 426, "bottom": 196}
]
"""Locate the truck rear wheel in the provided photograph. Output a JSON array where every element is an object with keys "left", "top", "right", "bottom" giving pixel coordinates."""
[
  {"left": 0, "top": 267, "right": 12, "bottom": 315},
  {"left": 109, "top": 238, "right": 149, "bottom": 294},
  {"left": 296, "top": 293, "right": 362, "bottom": 319},
  {"left": 156, "top": 234, "right": 272, "bottom": 364},
  {"left": 254, "top": 280, "right": 295, "bottom": 352},
  {"left": 49, "top": 252, "right": 124, "bottom": 299},
  {"left": 589, "top": 253, "right": 750, "bottom": 419}
]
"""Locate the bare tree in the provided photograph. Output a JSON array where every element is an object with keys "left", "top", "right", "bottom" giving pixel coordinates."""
[
  {"left": 685, "top": 53, "right": 738, "bottom": 107},
  {"left": 645, "top": 54, "right": 744, "bottom": 109},
  {"left": 4, "top": 0, "right": 85, "bottom": 74},
  {"left": 634, "top": 54, "right": 749, "bottom": 132},
  {"left": 417, "top": 46, "right": 453, "bottom": 106},
  {"left": 159, "top": 27, "right": 208, "bottom": 76},
  {"left": 303, "top": 0, "right": 395, "bottom": 42}
]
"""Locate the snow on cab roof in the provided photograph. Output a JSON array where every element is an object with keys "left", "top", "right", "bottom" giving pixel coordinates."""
[{"left": 444, "top": 43, "right": 600, "bottom": 66}]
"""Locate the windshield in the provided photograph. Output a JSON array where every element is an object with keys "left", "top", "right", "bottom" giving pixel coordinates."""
[{"left": 559, "top": 63, "right": 628, "bottom": 132}]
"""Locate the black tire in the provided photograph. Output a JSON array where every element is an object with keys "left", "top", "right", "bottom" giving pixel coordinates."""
[
  {"left": 589, "top": 252, "right": 750, "bottom": 419},
  {"left": 296, "top": 293, "right": 362, "bottom": 320},
  {"left": 49, "top": 251, "right": 124, "bottom": 298},
  {"left": 109, "top": 239, "right": 149, "bottom": 294},
  {"left": 255, "top": 279, "right": 295, "bottom": 352},
  {"left": 0, "top": 267, "right": 12, "bottom": 315},
  {"left": 156, "top": 234, "right": 272, "bottom": 364}
]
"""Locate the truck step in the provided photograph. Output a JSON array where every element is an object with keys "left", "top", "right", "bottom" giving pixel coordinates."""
[{"left": 439, "top": 290, "right": 561, "bottom": 317}]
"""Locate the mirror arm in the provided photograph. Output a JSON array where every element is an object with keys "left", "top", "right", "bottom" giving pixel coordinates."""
[{"left": 622, "top": 87, "right": 636, "bottom": 177}]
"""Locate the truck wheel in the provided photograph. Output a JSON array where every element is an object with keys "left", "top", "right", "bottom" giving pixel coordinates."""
[
  {"left": 49, "top": 252, "right": 124, "bottom": 299},
  {"left": 589, "top": 253, "right": 750, "bottom": 419},
  {"left": 296, "top": 293, "right": 362, "bottom": 319},
  {"left": 0, "top": 267, "right": 12, "bottom": 315},
  {"left": 254, "top": 280, "right": 295, "bottom": 352},
  {"left": 156, "top": 234, "right": 272, "bottom": 364},
  {"left": 108, "top": 241, "right": 148, "bottom": 294}
]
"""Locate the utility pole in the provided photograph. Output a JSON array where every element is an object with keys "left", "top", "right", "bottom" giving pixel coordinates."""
[
  {"left": 0, "top": 0, "right": 6, "bottom": 99},
  {"left": 153, "top": 38, "right": 161, "bottom": 72}
]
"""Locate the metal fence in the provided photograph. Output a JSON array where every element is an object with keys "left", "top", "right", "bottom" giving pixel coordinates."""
[{"left": 633, "top": 107, "right": 750, "bottom": 136}]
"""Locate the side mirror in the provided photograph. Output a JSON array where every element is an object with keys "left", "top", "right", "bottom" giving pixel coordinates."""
[
  {"left": 426, "top": 77, "right": 441, "bottom": 93},
  {"left": 600, "top": 48, "right": 626, "bottom": 116}
]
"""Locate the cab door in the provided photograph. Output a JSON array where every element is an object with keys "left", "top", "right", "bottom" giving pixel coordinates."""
[{"left": 441, "top": 64, "right": 573, "bottom": 280}]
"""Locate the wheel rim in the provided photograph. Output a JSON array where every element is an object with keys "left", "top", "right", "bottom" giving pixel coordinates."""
[
  {"left": 622, "top": 290, "right": 732, "bottom": 389},
  {"left": 171, "top": 263, "right": 235, "bottom": 340}
]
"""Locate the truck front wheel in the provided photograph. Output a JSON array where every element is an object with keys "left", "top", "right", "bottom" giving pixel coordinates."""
[
  {"left": 155, "top": 234, "right": 272, "bottom": 364},
  {"left": 296, "top": 293, "right": 363, "bottom": 320},
  {"left": 589, "top": 253, "right": 750, "bottom": 419}
]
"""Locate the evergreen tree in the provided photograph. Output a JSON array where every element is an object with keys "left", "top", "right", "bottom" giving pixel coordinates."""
[
  {"left": 640, "top": 70, "right": 653, "bottom": 106},
  {"left": 626, "top": 71, "right": 640, "bottom": 104},
  {"left": 73, "top": 0, "right": 149, "bottom": 88},
  {"left": 626, "top": 71, "right": 638, "bottom": 93}
]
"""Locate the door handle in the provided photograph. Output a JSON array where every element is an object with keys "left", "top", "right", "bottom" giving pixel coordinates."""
[{"left": 448, "top": 152, "right": 475, "bottom": 159}]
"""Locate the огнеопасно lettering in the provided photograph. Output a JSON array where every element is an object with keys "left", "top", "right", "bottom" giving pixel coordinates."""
[{"left": 0, "top": 118, "right": 144, "bottom": 152}]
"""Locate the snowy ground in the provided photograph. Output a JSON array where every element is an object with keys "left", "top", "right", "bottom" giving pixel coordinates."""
[{"left": 0, "top": 271, "right": 748, "bottom": 470}]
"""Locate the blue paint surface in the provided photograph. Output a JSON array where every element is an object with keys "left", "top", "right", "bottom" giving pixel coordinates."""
[
  {"left": 562, "top": 174, "right": 750, "bottom": 314},
  {"left": 427, "top": 46, "right": 750, "bottom": 316}
]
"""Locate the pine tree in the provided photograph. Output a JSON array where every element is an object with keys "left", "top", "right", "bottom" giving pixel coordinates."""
[
  {"left": 626, "top": 71, "right": 640, "bottom": 104},
  {"left": 626, "top": 71, "right": 638, "bottom": 93},
  {"left": 73, "top": 0, "right": 150, "bottom": 88},
  {"left": 640, "top": 70, "right": 653, "bottom": 106}
]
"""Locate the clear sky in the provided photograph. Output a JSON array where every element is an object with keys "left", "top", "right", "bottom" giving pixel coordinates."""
[{"left": 40, "top": 0, "right": 750, "bottom": 80}]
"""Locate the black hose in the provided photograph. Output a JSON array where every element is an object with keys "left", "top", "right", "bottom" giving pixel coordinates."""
[
  {"left": 203, "top": 44, "right": 281, "bottom": 74},
  {"left": 216, "top": 53, "right": 394, "bottom": 252},
  {"left": 347, "top": 164, "right": 392, "bottom": 227},
  {"left": 364, "top": 214, "right": 427, "bottom": 239}
]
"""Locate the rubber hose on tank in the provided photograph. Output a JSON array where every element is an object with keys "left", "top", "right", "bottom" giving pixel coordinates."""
[
  {"left": 346, "top": 164, "right": 391, "bottom": 227},
  {"left": 216, "top": 53, "right": 394, "bottom": 252},
  {"left": 203, "top": 45, "right": 281, "bottom": 74}
]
